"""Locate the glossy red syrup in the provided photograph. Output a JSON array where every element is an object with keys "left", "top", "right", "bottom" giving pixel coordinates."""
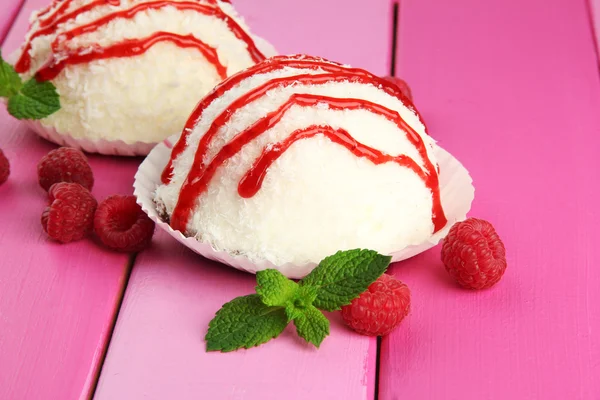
[
  {"left": 41, "top": 0, "right": 120, "bottom": 28},
  {"left": 36, "top": 32, "right": 227, "bottom": 81},
  {"left": 17, "top": 0, "right": 121, "bottom": 72},
  {"left": 161, "top": 56, "right": 421, "bottom": 183},
  {"left": 57, "top": 2, "right": 264, "bottom": 61},
  {"left": 38, "top": 0, "right": 77, "bottom": 25},
  {"left": 169, "top": 94, "right": 446, "bottom": 234},
  {"left": 36, "top": 0, "right": 63, "bottom": 19},
  {"left": 35, "top": 0, "right": 227, "bottom": 25},
  {"left": 238, "top": 125, "right": 425, "bottom": 197},
  {"left": 17, "top": 1, "right": 263, "bottom": 74},
  {"left": 382, "top": 76, "right": 413, "bottom": 102}
]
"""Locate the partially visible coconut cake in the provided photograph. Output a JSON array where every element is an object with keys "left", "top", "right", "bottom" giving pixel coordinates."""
[
  {"left": 12, "top": 0, "right": 276, "bottom": 143},
  {"left": 155, "top": 54, "right": 447, "bottom": 265}
]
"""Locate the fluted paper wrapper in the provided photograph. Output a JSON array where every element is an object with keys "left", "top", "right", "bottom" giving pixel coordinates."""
[
  {"left": 24, "top": 120, "right": 156, "bottom": 156},
  {"left": 134, "top": 139, "right": 475, "bottom": 279},
  {"left": 1, "top": 96, "right": 156, "bottom": 156}
]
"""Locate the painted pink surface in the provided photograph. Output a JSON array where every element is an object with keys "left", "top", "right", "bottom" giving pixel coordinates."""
[
  {"left": 0, "top": 1, "right": 142, "bottom": 398},
  {"left": 0, "top": 0, "right": 23, "bottom": 45},
  {"left": 233, "top": 0, "right": 394, "bottom": 74},
  {"left": 93, "top": 1, "right": 392, "bottom": 399},
  {"left": 380, "top": 0, "right": 600, "bottom": 399},
  {"left": 590, "top": 0, "right": 600, "bottom": 59},
  {"left": 95, "top": 237, "right": 377, "bottom": 400}
]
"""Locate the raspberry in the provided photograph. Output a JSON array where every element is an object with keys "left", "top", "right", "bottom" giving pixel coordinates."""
[
  {"left": 341, "top": 274, "right": 411, "bottom": 336},
  {"left": 441, "top": 218, "right": 507, "bottom": 290},
  {"left": 42, "top": 182, "right": 97, "bottom": 243},
  {"left": 38, "top": 147, "right": 94, "bottom": 192},
  {"left": 382, "top": 76, "right": 413, "bottom": 102},
  {"left": 94, "top": 195, "right": 155, "bottom": 252},
  {"left": 0, "top": 149, "right": 9, "bottom": 185}
]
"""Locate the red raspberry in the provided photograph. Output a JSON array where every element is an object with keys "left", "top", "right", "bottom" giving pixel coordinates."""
[
  {"left": 0, "top": 149, "right": 9, "bottom": 185},
  {"left": 41, "top": 182, "right": 98, "bottom": 243},
  {"left": 341, "top": 274, "right": 411, "bottom": 336},
  {"left": 38, "top": 147, "right": 94, "bottom": 192},
  {"left": 441, "top": 218, "right": 507, "bottom": 290},
  {"left": 382, "top": 76, "right": 413, "bottom": 102},
  {"left": 94, "top": 195, "right": 155, "bottom": 252}
]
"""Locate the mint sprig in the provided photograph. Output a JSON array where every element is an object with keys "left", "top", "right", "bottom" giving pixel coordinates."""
[
  {"left": 205, "top": 295, "right": 288, "bottom": 352},
  {"left": 293, "top": 305, "right": 330, "bottom": 348},
  {"left": 256, "top": 269, "right": 298, "bottom": 307},
  {"left": 302, "top": 249, "right": 392, "bottom": 311},
  {"left": 205, "top": 249, "right": 392, "bottom": 352},
  {"left": 0, "top": 52, "right": 60, "bottom": 120},
  {"left": 0, "top": 55, "right": 22, "bottom": 98},
  {"left": 284, "top": 284, "right": 318, "bottom": 322}
]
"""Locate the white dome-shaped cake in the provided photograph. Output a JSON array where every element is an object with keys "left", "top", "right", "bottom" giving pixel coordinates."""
[
  {"left": 12, "top": 0, "right": 275, "bottom": 146},
  {"left": 155, "top": 54, "right": 448, "bottom": 265}
]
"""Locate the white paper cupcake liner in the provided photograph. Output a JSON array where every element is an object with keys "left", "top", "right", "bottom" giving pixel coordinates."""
[
  {"left": 24, "top": 120, "right": 157, "bottom": 156},
  {"left": 134, "top": 138, "right": 475, "bottom": 279},
  {"left": 1, "top": 96, "right": 156, "bottom": 156}
]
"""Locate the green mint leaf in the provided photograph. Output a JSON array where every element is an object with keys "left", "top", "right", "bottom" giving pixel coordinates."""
[
  {"left": 284, "top": 285, "right": 319, "bottom": 322},
  {"left": 0, "top": 52, "right": 22, "bottom": 98},
  {"left": 300, "top": 249, "right": 391, "bottom": 311},
  {"left": 294, "top": 305, "right": 330, "bottom": 348},
  {"left": 205, "top": 294, "right": 288, "bottom": 352},
  {"left": 256, "top": 269, "right": 298, "bottom": 307},
  {"left": 7, "top": 77, "right": 60, "bottom": 120}
]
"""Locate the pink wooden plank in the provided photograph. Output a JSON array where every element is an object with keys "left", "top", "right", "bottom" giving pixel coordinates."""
[
  {"left": 381, "top": 0, "right": 600, "bottom": 399},
  {"left": 233, "top": 0, "right": 394, "bottom": 75},
  {"left": 0, "top": 1, "right": 141, "bottom": 398},
  {"left": 0, "top": 0, "right": 23, "bottom": 45},
  {"left": 94, "top": 1, "right": 393, "bottom": 399},
  {"left": 589, "top": 0, "right": 600, "bottom": 61}
]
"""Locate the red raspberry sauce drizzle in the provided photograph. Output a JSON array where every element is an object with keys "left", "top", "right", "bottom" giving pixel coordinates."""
[
  {"left": 239, "top": 125, "right": 424, "bottom": 198},
  {"left": 57, "top": 1, "right": 263, "bottom": 63},
  {"left": 161, "top": 56, "right": 420, "bottom": 183},
  {"left": 36, "top": 32, "right": 227, "bottom": 81},
  {"left": 16, "top": 1, "right": 263, "bottom": 75},
  {"left": 36, "top": 0, "right": 75, "bottom": 22},
  {"left": 169, "top": 94, "right": 446, "bottom": 234},
  {"left": 40, "top": 0, "right": 120, "bottom": 28},
  {"left": 36, "top": 0, "right": 224, "bottom": 24},
  {"left": 16, "top": 0, "right": 122, "bottom": 72}
]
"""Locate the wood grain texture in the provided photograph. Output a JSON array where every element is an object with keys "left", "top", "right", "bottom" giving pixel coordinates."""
[
  {"left": 381, "top": 0, "right": 600, "bottom": 399},
  {"left": 93, "top": 1, "right": 393, "bottom": 399},
  {"left": 0, "top": 1, "right": 142, "bottom": 398}
]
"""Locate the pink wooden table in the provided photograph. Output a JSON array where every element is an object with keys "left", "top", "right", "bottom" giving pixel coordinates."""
[{"left": 1, "top": 0, "right": 599, "bottom": 399}]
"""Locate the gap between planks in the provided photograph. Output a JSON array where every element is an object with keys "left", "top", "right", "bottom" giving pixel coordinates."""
[
  {"left": 380, "top": 0, "right": 600, "bottom": 398},
  {"left": 585, "top": 0, "right": 600, "bottom": 74},
  {"left": 87, "top": 253, "right": 137, "bottom": 400},
  {"left": 1, "top": 2, "right": 142, "bottom": 395},
  {"left": 374, "top": 3, "right": 400, "bottom": 400},
  {"left": 389, "top": 1, "right": 400, "bottom": 78},
  {"left": 0, "top": 0, "right": 25, "bottom": 46},
  {"left": 91, "top": 0, "right": 394, "bottom": 398},
  {"left": 0, "top": 1, "right": 403, "bottom": 398}
]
